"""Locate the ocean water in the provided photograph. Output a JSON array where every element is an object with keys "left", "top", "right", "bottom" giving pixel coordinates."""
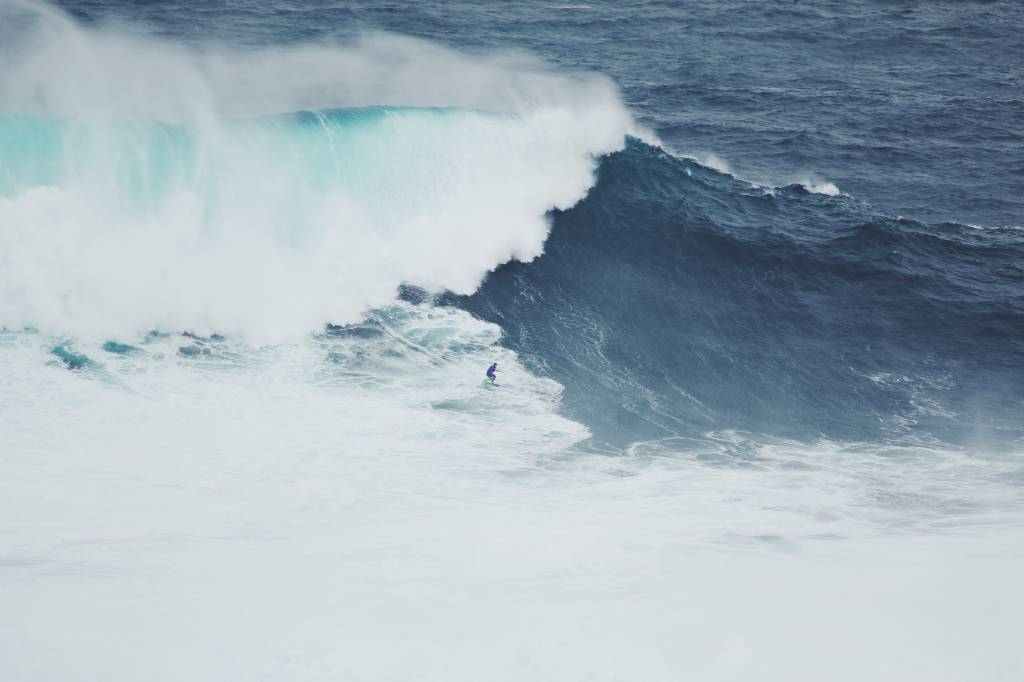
[{"left": 1, "top": 1, "right": 1022, "bottom": 680}]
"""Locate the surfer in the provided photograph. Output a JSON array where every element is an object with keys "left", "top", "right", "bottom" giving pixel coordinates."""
[{"left": 486, "top": 362, "right": 498, "bottom": 384}]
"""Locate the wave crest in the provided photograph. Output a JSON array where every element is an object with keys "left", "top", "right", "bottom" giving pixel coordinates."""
[{"left": 0, "top": 2, "right": 642, "bottom": 340}]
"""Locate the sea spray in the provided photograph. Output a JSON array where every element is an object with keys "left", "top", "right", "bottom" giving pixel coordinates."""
[{"left": 0, "top": 2, "right": 644, "bottom": 341}]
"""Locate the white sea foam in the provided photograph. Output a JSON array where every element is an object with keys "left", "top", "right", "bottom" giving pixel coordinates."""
[
  {"left": 0, "top": 1, "right": 644, "bottom": 342},
  {"left": 1, "top": 320, "right": 1022, "bottom": 681}
]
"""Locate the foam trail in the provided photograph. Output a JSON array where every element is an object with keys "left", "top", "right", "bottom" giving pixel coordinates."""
[{"left": 0, "top": 1, "right": 642, "bottom": 341}]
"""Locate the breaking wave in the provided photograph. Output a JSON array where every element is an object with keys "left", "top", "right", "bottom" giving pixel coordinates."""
[{"left": 0, "top": 0, "right": 639, "bottom": 341}]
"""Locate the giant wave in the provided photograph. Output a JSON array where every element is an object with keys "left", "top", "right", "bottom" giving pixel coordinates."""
[
  {"left": 0, "top": 0, "right": 639, "bottom": 341},
  {"left": 0, "top": 106, "right": 632, "bottom": 340}
]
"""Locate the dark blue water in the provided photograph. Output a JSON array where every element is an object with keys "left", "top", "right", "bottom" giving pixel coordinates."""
[
  {"left": 446, "top": 140, "right": 1024, "bottom": 450},
  {"left": 41, "top": 0, "right": 1024, "bottom": 450}
]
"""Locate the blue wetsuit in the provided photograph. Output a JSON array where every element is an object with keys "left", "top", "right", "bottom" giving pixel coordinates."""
[{"left": 486, "top": 363, "right": 497, "bottom": 382}]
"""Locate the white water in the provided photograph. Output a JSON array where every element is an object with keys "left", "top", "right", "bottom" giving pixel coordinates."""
[
  {"left": 0, "top": 0, "right": 642, "bottom": 342},
  {"left": 2, "top": 318, "right": 1023, "bottom": 680},
  {"left": 0, "top": 106, "right": 632, "bottom": 342}
]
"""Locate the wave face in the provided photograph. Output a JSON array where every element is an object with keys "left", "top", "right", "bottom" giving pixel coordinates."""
[{"left": 451, "top": 140, "right": 1024, "bottom": 450}]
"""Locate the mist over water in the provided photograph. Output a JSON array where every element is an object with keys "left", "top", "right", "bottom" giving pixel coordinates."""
[{"left": 2, "top": 2, "right": 1023, "bottom": 681}]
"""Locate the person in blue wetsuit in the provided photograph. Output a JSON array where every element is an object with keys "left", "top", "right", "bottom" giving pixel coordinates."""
[{"left": 486, "top": 362, "right": 498, "bottom": 384}]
